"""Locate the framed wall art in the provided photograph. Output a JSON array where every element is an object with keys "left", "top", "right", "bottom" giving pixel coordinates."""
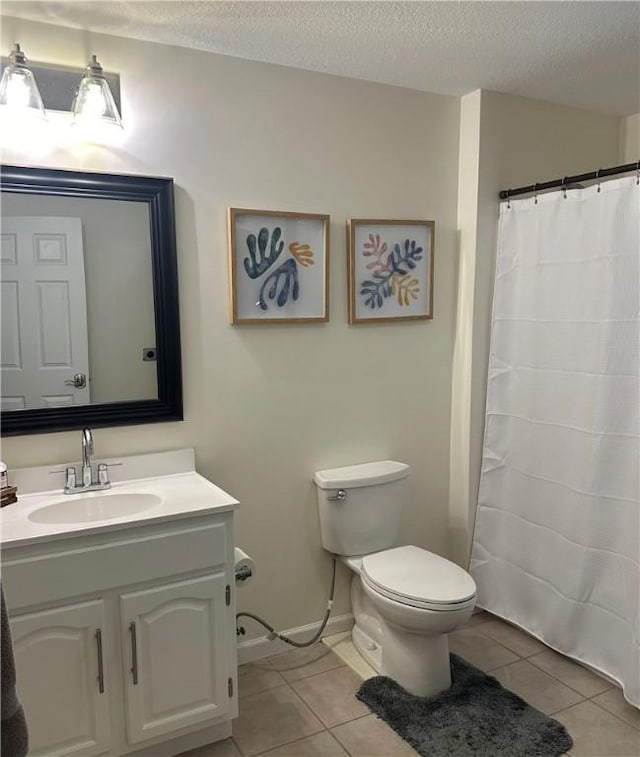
[
  {"left": 228, "top": 208, "right": 330, "bottom": 324},
  {"left": 347, "top": 218, "right": 434, "bottom": 323}
]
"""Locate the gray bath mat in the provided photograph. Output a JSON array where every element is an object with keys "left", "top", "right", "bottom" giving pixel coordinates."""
[{"left": 356, "top": 654, "right": 572, "bottom": 757}]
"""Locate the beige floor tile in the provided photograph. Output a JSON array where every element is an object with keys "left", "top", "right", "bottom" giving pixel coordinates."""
[
  {"left": 325, "top": 637, "right": 376, "bottom": 681},
  {"left": 238, "top": 660, "right": 287, "bottom": 698},
  {"left": 233, "top": 684, "right": 324, "bottom": 756},
  {"left": 528, "top": 649, "right": 611, "bottom": 698},
  {"left": 448, "top": 627, "right": 519, "bottom": 671},
  {"left": 477, "top": 617, "right": 547, "bottom": 658},
  {"left": 176, "top": 737, "right": 241, "bottom": 756},
  {"left": 331, "top": 714, "right": 418, "bottom": 756},
  {"left": 464, "top": 610, "right": 492, "bottom": 627},
  {"left": 291, "top": 666, "right": 370, "bottom": 727},
  {"left": 491, "top": 659, "right": 584, "bottom": 715},
  {"left": 257, "top": 731, "right": 349, "bottom": 756},
  {"left": 554, "top": 700, "right": 640, "bottom": 756},
  {"left": 323, "top": 632, "right": 352, "bottom": 649},
  {"left": 269, "top": 643, "right": 345, "bottom": 682},
  {"left": 593, "top": 688, "right": 640, "bottom": 730}
]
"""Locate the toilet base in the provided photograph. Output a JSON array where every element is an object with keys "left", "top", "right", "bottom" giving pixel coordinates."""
[
  {"left": 349, "top": 575, "right": 455, "bottom": 698},
  {"left": 379, "top": 618, "right": 452, "bottom": 698},
  {"left": 351, "top": 616, "right": 453, "bottom": 698},
  {"left": 352, "top": 623, "right": 382, "bottom": 673}
]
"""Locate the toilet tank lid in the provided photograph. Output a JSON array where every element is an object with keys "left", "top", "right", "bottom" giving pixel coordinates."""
[{"left": 314, "top": 460, "right": 409, "bottom": 489}]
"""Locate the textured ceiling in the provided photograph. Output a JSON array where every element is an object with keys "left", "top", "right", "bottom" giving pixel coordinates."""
[{"left": 2, "top": 1, "right": 639, "bottom": 115}]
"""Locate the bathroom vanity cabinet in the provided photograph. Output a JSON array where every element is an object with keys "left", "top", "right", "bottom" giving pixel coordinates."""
[{"left": 1, "top": 452, "right": 239, "bottom": 757}]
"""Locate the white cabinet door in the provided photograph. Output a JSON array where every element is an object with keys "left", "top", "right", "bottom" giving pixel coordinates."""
[
  {"left": 10, "top": 599, "right": 111, "bottom": 757},
  {"left": 121, "top": 572, "right": 230, "bottom": 744}
]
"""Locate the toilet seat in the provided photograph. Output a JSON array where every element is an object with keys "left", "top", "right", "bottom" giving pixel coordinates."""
[{"left": 361, "top": 545, "right": 477, "bottom": 611}]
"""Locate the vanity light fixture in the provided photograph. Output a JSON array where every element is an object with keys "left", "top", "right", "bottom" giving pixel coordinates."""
[
  {"left": 0, "top": 43, "right": 47, "bottom": 120},
  {"left": 0, "top": 44, "right": 122, "bottom": 129},
  {"left": 72, "top": 54, "right": 123, "bottom": 129}
]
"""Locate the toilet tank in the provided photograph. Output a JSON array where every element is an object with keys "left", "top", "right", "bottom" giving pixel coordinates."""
[{"left": 314, "top": 460, "right": 410, "bottom": 556}]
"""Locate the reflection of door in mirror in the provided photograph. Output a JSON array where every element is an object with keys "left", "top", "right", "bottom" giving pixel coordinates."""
[
  {"left": 1, "top": 190, "right": 158, "bottom": 409},
  {"left": 1, "top": 216, "right": 91, "bottom": 410}
]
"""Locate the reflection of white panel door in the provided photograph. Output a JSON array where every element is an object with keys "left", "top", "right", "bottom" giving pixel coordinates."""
[{"left": 1, "top": 216, "right": 90, "bottom": 409}]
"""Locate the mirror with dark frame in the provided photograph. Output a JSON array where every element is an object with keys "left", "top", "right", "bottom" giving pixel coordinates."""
[{"left": 0, "top": 164, "right": 183, "bottom": 435}]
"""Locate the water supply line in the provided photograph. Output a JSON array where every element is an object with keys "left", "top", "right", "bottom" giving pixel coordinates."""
[{"left": 236, "top": 555, "right": 337, "bottom": 648}]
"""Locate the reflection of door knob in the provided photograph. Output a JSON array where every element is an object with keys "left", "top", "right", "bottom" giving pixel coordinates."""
[{"left": 64, "top": 372, "right": 87, "bottom": 388}]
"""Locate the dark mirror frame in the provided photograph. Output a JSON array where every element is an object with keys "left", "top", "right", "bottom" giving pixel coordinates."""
[{"left": 1, "top": 164, "right": 183, "bottom": 436}]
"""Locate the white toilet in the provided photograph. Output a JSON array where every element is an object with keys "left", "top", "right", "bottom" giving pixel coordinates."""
[{"left": 314, "top": 460, "right": 476, "bottom": 698}]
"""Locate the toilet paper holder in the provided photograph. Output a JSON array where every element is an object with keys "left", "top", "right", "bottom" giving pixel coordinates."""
[{"left": 234, "top": 546, "right": 255, "bottom": 583}]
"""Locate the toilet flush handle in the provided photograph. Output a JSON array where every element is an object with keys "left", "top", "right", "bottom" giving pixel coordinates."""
[{"left": 327, "top": 489, "right": 347, "bottom": 502}]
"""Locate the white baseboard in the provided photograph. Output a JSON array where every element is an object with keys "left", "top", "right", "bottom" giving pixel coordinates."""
[{"left": 237, "top": 613, "right": 354, "bottom": 664}]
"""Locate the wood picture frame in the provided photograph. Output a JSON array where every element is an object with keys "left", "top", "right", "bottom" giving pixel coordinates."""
[
  {"left": 347, "top": 218, "right": 435, "bottom": 324},
  {"left": 228, "top": 208, "right": 330, "bottom": 324}
]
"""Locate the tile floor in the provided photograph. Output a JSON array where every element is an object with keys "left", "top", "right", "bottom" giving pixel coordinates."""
[{"left": 179, "top": 611, "right": 640, "bottom": 757}]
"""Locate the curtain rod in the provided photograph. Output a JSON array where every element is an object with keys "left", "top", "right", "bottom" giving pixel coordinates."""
[{"left": 499, "top": 161, "right": 639, "bottom": 200}]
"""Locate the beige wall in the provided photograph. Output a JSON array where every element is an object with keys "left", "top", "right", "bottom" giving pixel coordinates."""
[
  {"left": 0, "top": 17, "right": 627, "bottom": 636},
  {"left": 449, "top": 90, "right": 621, "bottom": 566},
  {"left": 620, "top": 113, "right": 640, "bottom": 162},
  {"left": 0, "top": 17, "right": 460, "bottom": 635},
  {"left": 1, "top": 192, "right": 157, "bottom": 403}
]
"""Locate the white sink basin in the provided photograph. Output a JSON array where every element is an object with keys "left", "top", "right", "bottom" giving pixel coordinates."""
[
  {"left": 1, "top": 450, "right": 239, "bottom": 547},
  {"left": 28, "top": 492, "right": 162, "bottom": 524}
]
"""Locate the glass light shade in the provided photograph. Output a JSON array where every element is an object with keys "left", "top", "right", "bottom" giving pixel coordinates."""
[
  {"left": 72, "top": 56, "right": 122, "bottom": 128},
  {"left": 0, "top": 45, "right": 46, "bottom": 120}
]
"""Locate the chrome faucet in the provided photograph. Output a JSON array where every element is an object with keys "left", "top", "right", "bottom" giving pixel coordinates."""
[
  {"left": 61, "top": 427, "right": 113, "bottom": 495},
  {"left": 81, "top": 427, "right": 94, "bottom": 487}
]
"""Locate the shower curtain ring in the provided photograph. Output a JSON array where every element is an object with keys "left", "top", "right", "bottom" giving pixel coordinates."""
[
  {"left": 562, "top": 178, "right": 568, "bottom": 199},
  {"left": 534, "top": 183, "right": 538, "bottom": 204},
  {"left": 636, "top": 161, "right": 639, "bottom": 185},
  {"left": 506, "top": 189, "right": 511, "bottom": 209},
  {"left": 596, "top": 169, "right": 601, "bottom": 193}
]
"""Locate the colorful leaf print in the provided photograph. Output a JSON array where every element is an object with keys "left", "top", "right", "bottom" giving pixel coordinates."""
[
  {"left": 359, "top": 237, "right": 424, "bottom": 310},
  {"left": 243, "top": 226, "right": 284, "bottom": 279},
  {"left": 289, "top": 242, "right": 315, "bottom": 267}
]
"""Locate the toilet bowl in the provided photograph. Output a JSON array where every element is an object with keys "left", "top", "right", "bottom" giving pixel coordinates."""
[
  {"left": 314, "top": 461, "right": 477, "bottom": 697},
  {"left": 348, "top": 546, "right": 476, "bottom": 697}
]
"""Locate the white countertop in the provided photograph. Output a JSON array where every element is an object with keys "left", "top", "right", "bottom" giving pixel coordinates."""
[{"left": 1, "top": 449, "right": 239, "bottom": 549}]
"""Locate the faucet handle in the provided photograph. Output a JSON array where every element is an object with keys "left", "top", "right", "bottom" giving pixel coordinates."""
[
  {"left": 50, "top": 466, "right": 77, "bottom": 478},
  {"left": 97, "top": 463, "right": 109, "bottom": 485},
  {"left": 50, "top": 466, "right": 78, "bottom": 492},
  {"left": 65, "top": 466, "right": 77, "bottom": 490}
]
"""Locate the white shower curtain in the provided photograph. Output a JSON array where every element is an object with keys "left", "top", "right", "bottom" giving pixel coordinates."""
[{"left": 471, "top": 175, "right": 639, "bottom": 707}]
